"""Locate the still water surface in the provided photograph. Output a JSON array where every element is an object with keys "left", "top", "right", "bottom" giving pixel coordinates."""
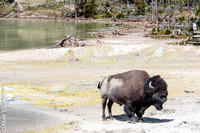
[{"left": 0, "top": 19, "right": 111, "bottom": 51}]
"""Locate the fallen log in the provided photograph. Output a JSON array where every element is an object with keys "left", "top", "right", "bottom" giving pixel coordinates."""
[
  {"left": 112, "top": 30, "right": 126, "bottom": 36},
  {"left": 47, "top": 38, "right": 67, "bottom": 49},
  {"left": 47, "top": 35, "right": 79, "bottom": 49}
]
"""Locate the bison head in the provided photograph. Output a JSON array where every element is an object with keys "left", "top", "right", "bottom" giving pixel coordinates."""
[{"left": 144, "top": 75, "right": 168, "bottom": 110}]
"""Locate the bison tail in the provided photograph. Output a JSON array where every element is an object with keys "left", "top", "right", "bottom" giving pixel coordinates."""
[
  {"left": 98, "top": 77, "right": 107, "bottom": 89},
  {"left": 97, "top": 82, "right": 101, "bottom": 89}
]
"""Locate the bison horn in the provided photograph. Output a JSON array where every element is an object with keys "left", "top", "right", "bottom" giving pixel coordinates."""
[{"left": 149, "top": 81, "right": 154, "bottom": 89}]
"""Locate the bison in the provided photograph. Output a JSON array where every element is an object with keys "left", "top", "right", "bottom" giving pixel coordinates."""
[{"left": 97, "top": 70, "right": 168, "bottom": 123}]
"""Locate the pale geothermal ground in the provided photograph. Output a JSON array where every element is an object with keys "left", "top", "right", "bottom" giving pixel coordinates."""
[{"left": 0, "top": 27, "right": 200, "bottom": 133}]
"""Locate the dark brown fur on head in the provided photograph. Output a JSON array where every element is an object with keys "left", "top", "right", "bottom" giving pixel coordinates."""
[
  {"left": 144, "top": 75, "right": 168, "bottom": 110},
  {"left": 150, "top": 75, "right": 168, "bottom": 98},
  {"left": 124, "top": 75, "right": 168, "bottom": 118},
  {"left": 144, "top": 75, "right": 168, "bottom": 99}
]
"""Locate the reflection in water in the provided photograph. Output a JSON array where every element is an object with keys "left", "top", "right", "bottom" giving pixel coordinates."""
[{"left": 0, "top": 19, "right": 111, "bottom": 51}]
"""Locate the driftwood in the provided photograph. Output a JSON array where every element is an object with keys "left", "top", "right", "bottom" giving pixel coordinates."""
[
  {"left": 47, "top": 35, "right": 78, "bottom": 49},
  {"left": 112, "top": 30, "right": 126, "bottom": 36}
]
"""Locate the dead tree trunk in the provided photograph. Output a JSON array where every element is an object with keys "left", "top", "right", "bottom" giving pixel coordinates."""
[
  {"left": 159, "top": 0, "right": 183, "bottom": 26},
  {"left": 151, "top": 0, "right": 154, "bottom": 22},
  {"left": 105, "top": 7, "right": 117, "bottom": 22},
  {"left": 187, "top": 0, "right": 191, "bottom": 26},
  {"left": 47, "top": 35, "right": 78, "bottom": 49},
  {"left": 68, "top": 0, "right": 71, "bottom": 10},
  {"left": 75, "top": 0, "right": 77, "bottom": 20},
  {"left": 155, "top": 0, "right": 158, "bottom": 27}
]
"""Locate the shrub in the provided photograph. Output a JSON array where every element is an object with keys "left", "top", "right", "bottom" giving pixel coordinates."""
[
  {"left": 165, "top": 29, "right": 172, "bottom": 34},
  {"left": 185, "top": 32, "right": 190, "bottom": 37},
  {"left": 127, "top": 10, "right": 131, "bottom": 16},
  {"left": 84, "top": 1, "right": 98, "bottom": 18},
  {"left": 158, "top": 17, "right": 162, "bottom": 22},
  {"left": 151, "top": 27, "right": 164, "bottom": 35},
  {"left": 105, "top": 1, "right": 110, "bottom": 7},
  {"left": 178, "top": 7, "right": 183, "bottom": 13},
  {"left": 134, "top": 0, "right": 146, "bottom": 15},
  {"left": 103, "top": 11, "right": 112, "bottom": 18},
  {"left": 116, "top": 13, "right": 125, "bottom": 19},
  {"left": 93, "top": 15, "right": 101, "bottom": 19},
  {"left": 146, "top": 7, "right": 152, "bottom": 13},
  {"left": 190, "top": 17, "right": 197, "bottom": 23},
  {"left": 158, "top": 8, "right": 163, "bottom": 13},
  {"left": 195, "top": 6, "right": 200, "bottom": 16},
  {"left": 170, "top": 35, "right": 175, "bottom": 38},
  {"left": 151, "top": 27, "right": 157, "bottom": 35},
  {"left": 178, "top": 16, "right": 186, "bottom": 23},
  {"left": 8, "top": 0, "right": 15, "bottom": 3},
  {"left": 122, "top": 6, "right": 128, "bottom": 10}
]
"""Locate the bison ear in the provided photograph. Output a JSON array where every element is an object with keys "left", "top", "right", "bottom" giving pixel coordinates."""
[
  {"left": 149, "top": 81, "right": 155, "bottom": 90},
  {"left": 155, "top": 75, "right": 161, "bottom": 78}
]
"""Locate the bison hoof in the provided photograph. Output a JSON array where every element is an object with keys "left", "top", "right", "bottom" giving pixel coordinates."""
[
  {"left": 131, "top": 121, "right": 136, "bottom": 124},
  {"left": 139, "top": 119, "right": 144, "bottom": 123},
  {"left": 130, "top": 119, "right": 136, "bottom": 124},
  {"left": 102, "top": 118, "right": 106, "bottom": 121},
  {"left": 107, "top": 116, "right": 114, "bottom": 120}
]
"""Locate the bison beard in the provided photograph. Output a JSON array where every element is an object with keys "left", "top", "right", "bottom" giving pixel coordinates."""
[{"left": 98, "top": 70, "right": 168, "bottom": 123}]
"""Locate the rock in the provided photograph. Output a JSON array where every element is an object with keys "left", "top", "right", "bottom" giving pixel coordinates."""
[{"left": 153, "top": 47, "right": 164, "bottom": 58}]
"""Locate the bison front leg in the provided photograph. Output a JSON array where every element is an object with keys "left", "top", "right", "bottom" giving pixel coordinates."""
[
  {"left": 107, "top": 99, "right": 114, "bottom": 119},
  {"left": 136, "top": 111, "right": 144, "bottom": 122},
  {"left": 127, "top": 100, "right": 136, "bottom": 123},
  {"left": 102, "top": 98, "right": 107, "bottom": 121},
  {"left": 136, "top": 106, "right": 149, "bottom": 122}
]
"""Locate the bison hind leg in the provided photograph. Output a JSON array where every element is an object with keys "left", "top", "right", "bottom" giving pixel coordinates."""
[
  {"left": 107, "top": 99, "right": 114, "bottom": 119},
  {"left": 102, "top": 98, "right": 107, "bottom": 121}
]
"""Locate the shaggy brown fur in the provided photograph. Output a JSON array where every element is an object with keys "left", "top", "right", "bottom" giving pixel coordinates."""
[{"left": 98, "top": 70, "right": 168, "bottom": 123}]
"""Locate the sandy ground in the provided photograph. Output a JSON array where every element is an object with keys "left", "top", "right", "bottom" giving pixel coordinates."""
[{"left": 0, "top": 28, "right": 200, "bottom": 133}]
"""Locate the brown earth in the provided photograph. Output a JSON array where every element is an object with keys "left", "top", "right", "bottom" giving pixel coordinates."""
[{"left": 0, "top": 28, "right": 200, "bottom": 133}]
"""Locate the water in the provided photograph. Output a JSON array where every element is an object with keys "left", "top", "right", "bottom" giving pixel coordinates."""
[{"left": 0, "top": 19, "right": 112, "bottom": 51}]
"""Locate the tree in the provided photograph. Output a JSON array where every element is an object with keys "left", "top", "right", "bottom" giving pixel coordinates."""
[
  {"left": 134, "top": 0, "right": 146, "bottom": 15},
  {"left": 75, "top": 0, "right": 77, "bottom": 20}
]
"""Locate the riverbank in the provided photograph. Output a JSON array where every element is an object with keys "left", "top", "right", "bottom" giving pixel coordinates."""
[{"left": 1, "top": 26, "right": 200, "bottom": 132}]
